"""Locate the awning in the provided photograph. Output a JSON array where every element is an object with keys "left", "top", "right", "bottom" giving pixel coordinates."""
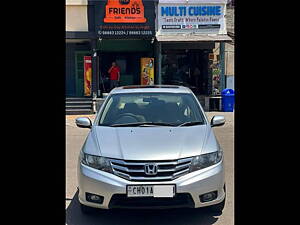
[
  {"left": 156, "top": 34, "right": 232, "bottom": 42},
  {"left": 159, "top": 0, "right": 226, "bottom": 3}
]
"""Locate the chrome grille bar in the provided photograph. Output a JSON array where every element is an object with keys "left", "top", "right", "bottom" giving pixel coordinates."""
[
  {"left": 111, "top": 159, "right": 179, "bottom": 166},
  {"left": 112, "top": 164, "right": 144, "bottom": 173},
  {"left": 173, "top": 168, "right": 190, "bottom": 177}
]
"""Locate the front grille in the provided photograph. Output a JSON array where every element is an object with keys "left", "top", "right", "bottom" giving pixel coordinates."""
[
  {"left": 109, "top": 193, "right": 195, "bottom": 209},
  {"left": 110, "top": 157, "right": 193, "bottom": 181}
]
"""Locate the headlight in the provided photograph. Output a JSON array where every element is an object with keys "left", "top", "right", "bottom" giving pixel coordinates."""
[
  {"left": 80, "top": 152, "right": 113, "bottom": 173},
  {"left": 190, "top": 150, "right": 223, "bottom": 172}
]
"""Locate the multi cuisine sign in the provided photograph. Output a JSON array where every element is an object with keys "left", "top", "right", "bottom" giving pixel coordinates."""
[
  {"left": 158, "top": 1, "right": 226, "bottom": 35},
  {"left": 96, "top": 0, "right": 155, "bottom": 39}
]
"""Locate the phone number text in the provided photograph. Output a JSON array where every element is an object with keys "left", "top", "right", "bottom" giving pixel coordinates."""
[{"left": 98, "top": 30, "right": 153, "bottom": 35}]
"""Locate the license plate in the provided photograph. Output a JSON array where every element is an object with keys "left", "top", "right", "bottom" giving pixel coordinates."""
[{"left": 127, "top": 185, "right": 175, "bottom": 198}]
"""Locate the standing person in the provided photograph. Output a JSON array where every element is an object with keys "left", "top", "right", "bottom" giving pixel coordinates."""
[{"left": 108, "top": 62, "right": 120, "bottom": 90}]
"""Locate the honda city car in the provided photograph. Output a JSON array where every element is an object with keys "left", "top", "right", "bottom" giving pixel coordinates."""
[{"left": 76, "top": 85, "right": 226, "bottom": 213}]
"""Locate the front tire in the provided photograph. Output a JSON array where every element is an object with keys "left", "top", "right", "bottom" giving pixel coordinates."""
[
  {"left": 208, "top": 197, "right": 225, "bottom": 213},
  {"left": 80, "top": 203, "right": 95, "bottom": 214}
]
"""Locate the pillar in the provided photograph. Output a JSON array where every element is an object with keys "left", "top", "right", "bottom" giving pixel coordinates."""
[
  {"left": 157, "top": 42, "right": 162, "bottom": 85},
  {"left": 219, "top": 42, "right": 226, "bottom": 91},
  {"left": 91, "top": 39, "right": 98, "bottom": 97}
]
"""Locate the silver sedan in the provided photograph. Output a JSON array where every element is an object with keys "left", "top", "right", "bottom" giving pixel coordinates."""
[{"left": 76, "top": 85, "right": 226, "bottom": 214}]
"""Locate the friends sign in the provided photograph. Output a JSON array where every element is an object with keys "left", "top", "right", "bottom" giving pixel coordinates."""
[
  {"left": 104, "top": 0, "right": 147, "bottom": 23},
  {"left": 95, "top": 0, "right": 155, "bottom": 39}
]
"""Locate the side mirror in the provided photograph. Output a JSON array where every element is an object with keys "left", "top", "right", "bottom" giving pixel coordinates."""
[
  {"left": 75, "top": 117, "right": 92, "bottom": 129},
  {"left": 211, "top": 115, "right": 225, "bottom": 127}
]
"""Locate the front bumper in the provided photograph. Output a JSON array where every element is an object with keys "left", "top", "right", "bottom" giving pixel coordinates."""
[{"left": 77, "top": 160, "right": 225, "bottom": 209}]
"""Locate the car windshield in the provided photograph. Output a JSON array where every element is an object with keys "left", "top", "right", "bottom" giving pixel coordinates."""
[{"left": 98, "top": 92, "right": 205, "bottom": 127}]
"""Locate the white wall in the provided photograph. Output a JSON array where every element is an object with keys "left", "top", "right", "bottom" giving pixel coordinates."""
[
  {"left": 65, "top": 0, "right": 88, "bottom": 31},
  {"left": 226, "top": 75, "right": 234, "bottom": 90},
  {"left": 66, "top": 0, "right": 87, "bottom": 5},
  {"left": 225, "top": 43, "right": 234, "bottom": 76}
]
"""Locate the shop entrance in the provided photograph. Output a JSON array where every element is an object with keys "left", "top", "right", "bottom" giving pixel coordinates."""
[
  {"left": 98, "top": 52, "right": 150, "bottom": 93},
  {"left": 96, "top": 39, "right": 154, "bottom": 93},
  {"left": 161, "top": 49, "right": 209, "bottom": 95}
]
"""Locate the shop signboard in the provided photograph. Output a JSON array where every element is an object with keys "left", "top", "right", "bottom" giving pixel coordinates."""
[
  {"left": 84, "top": 56, "right": 92, "bottom": 96},
  {"left": 157, "top": 0, "right": 227, "bottom": 35},
  {"left": 141, "top": 58, "right": 154, "bottom": 85},
  {"left": 95, "top": 0, "right": 155, "bottom": 39}
]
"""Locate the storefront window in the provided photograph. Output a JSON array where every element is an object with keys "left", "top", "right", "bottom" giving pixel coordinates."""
[
  {"left": 161, "top": 52, "right": 189, "bottom": 85},
  {"left": 161, "top": 49, "right": 210, "bottom": 95}
]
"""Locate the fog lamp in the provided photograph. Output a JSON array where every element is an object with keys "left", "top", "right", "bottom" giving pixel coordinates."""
[
  {"left": 200, "top": 191, "right": 217, "bottom": 202},
  {"left": 86, "top": 193, "right": 104, "bottom": 204}
]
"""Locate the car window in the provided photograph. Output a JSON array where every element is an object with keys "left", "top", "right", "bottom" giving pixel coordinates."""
[
  {"left": 98, "top": 92, "right": 205, "bottom": 126},
  {"left": 99, "top": 97, "right": 114, "bottom": 124}
]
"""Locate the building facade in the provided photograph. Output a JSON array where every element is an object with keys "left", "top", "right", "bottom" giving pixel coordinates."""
[{"left": 65, "top": 0, "right": 232, "bottom": 98}]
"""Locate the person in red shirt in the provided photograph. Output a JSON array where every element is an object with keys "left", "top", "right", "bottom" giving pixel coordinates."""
[{"left": 108, "top": 62, "right": 120, "bottom": 90}]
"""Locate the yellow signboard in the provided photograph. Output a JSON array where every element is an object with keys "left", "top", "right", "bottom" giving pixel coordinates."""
[
  {"left": 140, "top": 58, "right": 154, "bottom": 85},
  {"left": 84, "top": 56, "right": 92, "bottom": 96}
]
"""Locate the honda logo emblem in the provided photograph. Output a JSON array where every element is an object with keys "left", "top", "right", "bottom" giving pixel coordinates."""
[{"left": 144, "top": 163, "right": 158, "bottom": 175}]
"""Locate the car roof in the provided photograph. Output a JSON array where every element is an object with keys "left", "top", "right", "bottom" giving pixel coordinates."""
[{"left": 110, "top": 85, "right": 193, "bottom": 94}]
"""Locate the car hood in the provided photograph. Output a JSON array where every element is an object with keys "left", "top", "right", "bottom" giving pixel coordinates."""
[{"left": 85, "top": 125, "right": 217, "bottom": 161}]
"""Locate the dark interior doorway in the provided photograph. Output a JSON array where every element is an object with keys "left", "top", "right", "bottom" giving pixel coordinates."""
[{"left": 161, "top": 49, "right": 209, "bottom": 95}]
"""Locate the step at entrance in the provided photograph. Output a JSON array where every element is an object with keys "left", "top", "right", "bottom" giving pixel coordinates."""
[{"left": 65, "top": 97, "right": 93, "bottom": 115}]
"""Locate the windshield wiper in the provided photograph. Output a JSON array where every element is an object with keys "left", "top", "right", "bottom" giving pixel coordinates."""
[
  {"left": 109, "top": 122, "right": 176, "bottom": 127},
  {"left": 178, "top": 121, "right": 203, "bottom": 127}
]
